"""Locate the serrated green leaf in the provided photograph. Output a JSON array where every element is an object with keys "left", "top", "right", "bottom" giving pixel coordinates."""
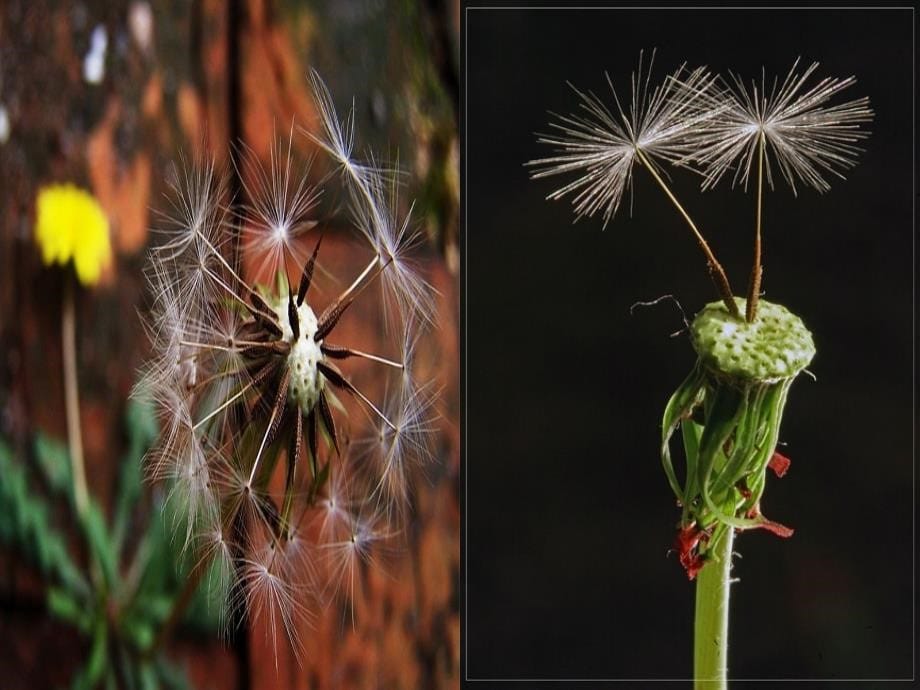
[{"left": 0, "top": 441, "right": 88, "bottom": 597}]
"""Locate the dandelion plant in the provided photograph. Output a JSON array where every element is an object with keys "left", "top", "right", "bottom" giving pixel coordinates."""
[
  {"left": 528, "top": 52, "right": 872, "bottom": 687},
  {"left": 34, "top": 184, "right": 111, "bottom": 521},
  {"left": 137, "top": 73, "right": 436, "bottom": 657}
]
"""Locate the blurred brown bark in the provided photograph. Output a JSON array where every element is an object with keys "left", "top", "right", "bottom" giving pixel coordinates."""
[{"left": 0, "top": 1, "right": 459, "bottom": 688}]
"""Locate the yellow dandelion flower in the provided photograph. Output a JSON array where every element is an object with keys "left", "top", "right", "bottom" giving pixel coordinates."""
[{"left": 35, "top": 184, "right": 111, "bottom": 286}]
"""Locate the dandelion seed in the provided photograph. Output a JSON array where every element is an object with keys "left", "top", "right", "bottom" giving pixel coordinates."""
[
  {"left": 306, "top": 70, "right": 437, "bottom": 326},
  {"left": 154, "top": 157, "right": 229, "bottom": 260},
  {"left": 241, "top": 544, "right": 309, "bottom": 662},
  {"left": 237, "top": 134, "right": 321, "bottom": 282},
  {"left": 320, "top": 503, "right": 394, "bottom": 620},
  {"left": 358, "top": 376, "right": 440, "bottom": 516},
  {"left": 528, "top": 51, "right": 723, "bottom": 227},
  {"left": 683, "top": 58, "right": 874, "bottom": 194},
  {"left": 194, "top": 519, "right": 237, "bottom": 635},
  {"left": 311, "top": 462, "right": 357, "bottom": 545}
]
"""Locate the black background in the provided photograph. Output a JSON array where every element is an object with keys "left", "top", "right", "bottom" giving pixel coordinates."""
[{"left": 464, "top": 6, "right": 914, "bottom": 684}]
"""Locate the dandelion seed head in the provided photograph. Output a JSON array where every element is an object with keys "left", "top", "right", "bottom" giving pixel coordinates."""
[
  {"left": 139, "top": 72, "right": 438, "bottom": 655},
  {"left": 269, "top": 295, "right": 325, "bottom": 413}
]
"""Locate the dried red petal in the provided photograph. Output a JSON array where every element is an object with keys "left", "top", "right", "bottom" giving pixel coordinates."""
[
  {"left": 681, "top": 552, "right": 707, "bottom": 580},
  {"left": 768, "top": 451, "right": 791, "bottom": 478},
  {"left": 674, "top": 523, "right": 702, "bottom": 555},
  {"left": 743, "top": 504, "right": 795, "bottom": 538},
  {"left": 754, "top": 517, "right": 794, "bottom": 538},
  {"left": 674, "top": 523, "right": 711, "bottom": 579}
]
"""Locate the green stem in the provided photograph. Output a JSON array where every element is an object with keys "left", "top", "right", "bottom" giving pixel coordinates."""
[
  {"left": 694, "top": 527, "right": 734, "bottom": 689},
  {"left": 62, "top": 275, "right": 89, "bottom": 519}
]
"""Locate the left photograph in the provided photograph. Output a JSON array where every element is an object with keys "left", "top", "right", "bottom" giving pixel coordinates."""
[{"left": 0, "top": 3, "right": 459, "bottom": 688}]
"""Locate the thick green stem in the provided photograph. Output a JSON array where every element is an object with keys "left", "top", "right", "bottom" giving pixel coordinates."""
[{"left": 694, "top": 528, "right": 734, "bottom": 689}]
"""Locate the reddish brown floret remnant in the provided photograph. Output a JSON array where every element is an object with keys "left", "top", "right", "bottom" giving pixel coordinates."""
[
  {"left": 674, "top": 523, "right": 710, "bottom": 580},
  {"left": 745, "top": 504, "right": 795, "bottom": 538},
  {"left": 768, "top": 450, "right": 791, "bottom": 478}
]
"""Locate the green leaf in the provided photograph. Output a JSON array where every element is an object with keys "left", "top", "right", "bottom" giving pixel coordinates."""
[
  {"left": 136, "top": 594, "right": 175, "bottom": 623},
  {"left": 81, "top": 500, "right": 116, "bottom": 589},
  {"left": 71, "top": 619, "right": 108, "bottom": 690},
  {"left": 47, "top": 587, "right": 92, "bottom": 633},
  {"left": 33, "top": 434, "right": 74, "bottom": 499},
  {"left": 113, "top": 399, "right": 159, "bottom": 559},
  {"left": 0, "top": 441, "right": 88, "bottom": 596},
  {"left": 125, "top": 399, "right": 159, "bottom": 450},
  {"left": 138, "top": 664, "right": 158, "bottom": 690},
  {"left": 122, "top": 612, "right": 155, "bottom": 650},
  {"left": 183, "top": 556, "right": 228, "bottom": 633},
  {"left": 154, "top": 659, "right": 193, "bottom": 690}
]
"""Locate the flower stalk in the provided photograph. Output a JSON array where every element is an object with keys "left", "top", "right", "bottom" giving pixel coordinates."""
[
  {"left": 746, "top": 132, "right": 766, "bottom": 323},
  {"left": 62, "top": 274, "right": 89, "bottom": 519},
  {"left": 694, "top": 526, "right": 733, "bottom": 689}
]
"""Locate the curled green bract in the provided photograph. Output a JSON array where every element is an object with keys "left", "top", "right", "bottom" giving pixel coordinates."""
[{"left": 663, "top": 298, "right": 815, "bottom": 578}]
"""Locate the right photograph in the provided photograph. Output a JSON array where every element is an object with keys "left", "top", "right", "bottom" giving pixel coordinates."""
[{"left": 464, "top": 7, "right": 913, "bottom": 686}]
